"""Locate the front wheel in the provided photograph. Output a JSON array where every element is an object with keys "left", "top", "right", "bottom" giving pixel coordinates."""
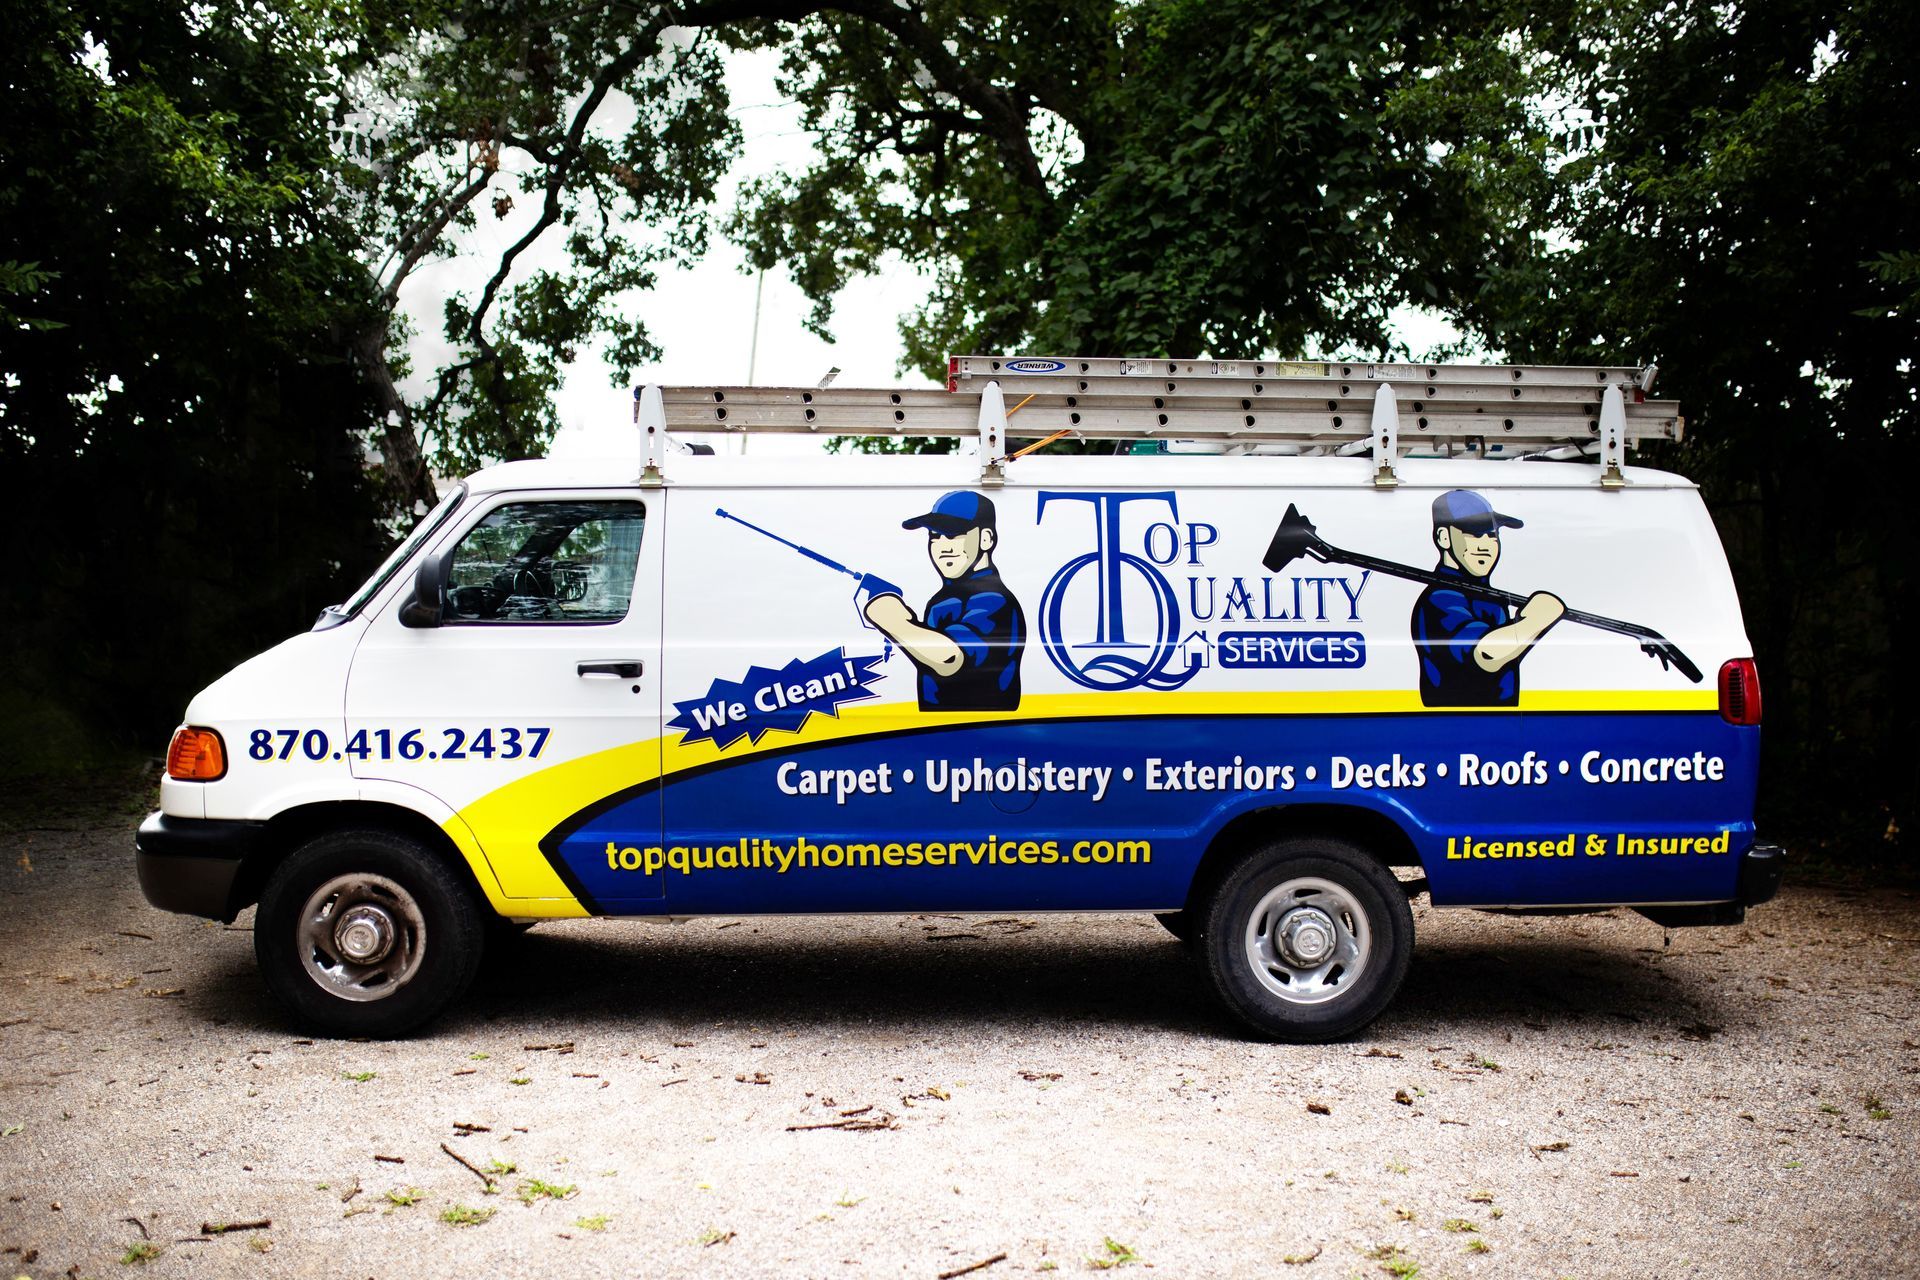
[
  {"left": 254, "top": 829, "right": 485, "bottom": 1038},
  {"left": 1199, "top": 836, "right": 1413, "bottom": 1042}
]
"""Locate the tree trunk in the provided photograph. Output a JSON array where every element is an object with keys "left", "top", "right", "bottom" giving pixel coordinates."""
[{"left": 350, "top": 318, "right": 439, "bottom": 512}]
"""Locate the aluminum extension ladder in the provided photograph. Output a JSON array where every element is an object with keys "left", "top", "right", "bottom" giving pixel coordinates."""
[{"left": 635, "top": 355, "right": 1680, "bottom": 490}]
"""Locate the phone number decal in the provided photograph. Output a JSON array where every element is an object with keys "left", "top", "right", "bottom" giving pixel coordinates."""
[{"left": 246, "top": 727, "right": 552, "bottom": 762}]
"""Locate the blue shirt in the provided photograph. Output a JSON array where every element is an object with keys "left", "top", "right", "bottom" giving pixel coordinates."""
[
  {"left": 1411, "top": 564, "right": 1516, "bottom": 707},
  {"left": 919, "top": 566, "right": 1024, "bottom": 711}
]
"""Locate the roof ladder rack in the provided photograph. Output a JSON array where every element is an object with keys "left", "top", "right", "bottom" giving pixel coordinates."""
[{"left": 639, "top": 355, "right": 1681, "bottom": 487}]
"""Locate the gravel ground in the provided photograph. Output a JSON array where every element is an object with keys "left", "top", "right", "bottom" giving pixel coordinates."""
[{"left": 1, "top": 807, "right": 1916, "bottom": 1279}]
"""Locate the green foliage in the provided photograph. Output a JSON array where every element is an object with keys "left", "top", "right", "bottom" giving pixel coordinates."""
[
  {"left": 0, "top": 0, "right": 390, "bottom": 757},
  {"left": 441, "top": 1203, "right": 496, "bottom": 1226},
  {"left": 726, "top": 0, "right": 1530, "bottom": 376},
  {"left": 5, "top": 0, "right": 1913, "bottom": 849},
  {"left": 332, "top": 3, "right": 742, "bottom": 474},
  {"left": 518, "top": 1178, "right": 576, "bottom": 1204},
  {"left": 1407, "top": 0, "right": 1920, "bottom": 844}
]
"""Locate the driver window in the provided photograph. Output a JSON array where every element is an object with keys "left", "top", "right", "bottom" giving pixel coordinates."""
[{"left": 443, "top": 500, "right": 645, "bottom": 624}]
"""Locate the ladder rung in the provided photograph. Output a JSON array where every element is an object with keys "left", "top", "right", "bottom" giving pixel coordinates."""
[
  {"left": 951, "top": 355, "right": 1650, "bottom": 392},
  {"left": 660, "top": 387, "right": 1681, "bottom": 444},
  {"left": 952, "top": 378, "right": 1643, "bottom": 408}
]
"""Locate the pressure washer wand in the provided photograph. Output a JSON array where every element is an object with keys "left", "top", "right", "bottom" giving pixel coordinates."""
[
  {"left": 714, "top": 508, "right": 903, "bottom": 657},
  {"left": 716, "top": 507, "right": 862, "bottom": 580},
  {"left": 1263, "top": 504, "right": 1703, "bottom": 684}
]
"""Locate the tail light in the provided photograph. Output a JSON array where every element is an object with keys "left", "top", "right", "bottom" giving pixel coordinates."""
[
  {"left": 166, "top": 726, "right": 228, "bottom": 781},
  {"left": 1718, "top": 659, "right": 1762, "bottom": 726}
]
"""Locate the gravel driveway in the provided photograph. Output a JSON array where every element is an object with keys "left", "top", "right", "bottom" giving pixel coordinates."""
[{"left": 2, "top": 802, "right": 1915, "bottom": 1279}]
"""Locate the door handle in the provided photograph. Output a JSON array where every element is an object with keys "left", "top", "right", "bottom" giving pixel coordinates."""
[{"left": 577, "top": 660, "right": 644, "bottom": 679}]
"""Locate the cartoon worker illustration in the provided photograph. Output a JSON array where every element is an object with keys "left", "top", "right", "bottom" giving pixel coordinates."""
[
  {"left": 1263, "top": 498, "right": 1702, "bottom": 697},
  {"left": 859, "top": 491, "right": 1026, "bottom": 711},
  {"left": 1410, "top": 490, "right": 1564, "bottom": 707}
]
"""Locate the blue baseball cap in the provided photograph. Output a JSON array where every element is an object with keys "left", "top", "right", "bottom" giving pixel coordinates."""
[
  {"left": 1431, "top": 489, "right": 1523, "bottom": 534},
  {"left": 903, "top": 490, "right": 997, "bottom": 535}
]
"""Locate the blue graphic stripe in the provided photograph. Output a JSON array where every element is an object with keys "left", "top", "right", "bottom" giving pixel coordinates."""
[{"left": 547, "top": 712, "right": 1759, "bottom": 915}]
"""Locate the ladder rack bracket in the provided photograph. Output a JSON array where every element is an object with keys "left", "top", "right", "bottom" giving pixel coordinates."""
[
  {"left": 1370, "top": 383, "right": 1400, "bottom": 489},
  {"left": 1598, "top": 384, "right": 1628, "bottom": 489},
  {"left": 977, "top": 379, "right": 1007, "bottom": 487},
  {"left": 636, "top": 384, "right": 667, "bottom": 487}
]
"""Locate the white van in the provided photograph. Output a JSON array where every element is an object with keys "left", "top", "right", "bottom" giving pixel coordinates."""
[{"left": 136, "top": 358, "right": 1781, "bottom": 1041}]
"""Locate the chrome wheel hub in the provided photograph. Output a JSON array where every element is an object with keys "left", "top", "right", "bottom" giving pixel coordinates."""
[
  {"left": 334, "top": 904, "right": 396, "bottom": 963},
  {"left": 296, "top": 873, "right": 426, "bottom": 1003},
  {"left": 1277, "top": 906, "right": 1337, "bottom": 966},
  {"left": 1243, "top": 876, "right": 1372, "bottom": 1006}
]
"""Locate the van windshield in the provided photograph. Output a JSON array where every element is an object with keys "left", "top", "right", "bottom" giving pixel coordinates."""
[{"left": 333, "top": 483, "right": 468, "bottom": 621}]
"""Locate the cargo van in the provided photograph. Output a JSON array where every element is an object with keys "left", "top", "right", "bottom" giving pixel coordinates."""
[{"left": 136, "top": 357, "right": 1781, "bottom": 1041}]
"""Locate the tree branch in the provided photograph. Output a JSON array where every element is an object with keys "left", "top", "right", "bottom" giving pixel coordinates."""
[
  {"left": 829, "top": 0, "right": 1049, "bottom": 196},
  {"left": 378, "top": 138, "right": 503, "bottom": 309},
  {"left": 457, "top": 29, "right": 658, "bottom": 444},
  {"left": 667, "top": 0, "right": 1052, "bottom": 196}
]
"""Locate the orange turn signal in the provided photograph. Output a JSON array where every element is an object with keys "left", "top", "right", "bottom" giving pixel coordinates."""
[{"left": 166, "top": 726, "right": 227, "bottom": 781}]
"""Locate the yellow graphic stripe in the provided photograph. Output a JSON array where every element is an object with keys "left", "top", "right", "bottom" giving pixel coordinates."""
[
  {"left": 438, "top": 809, "right": 586, "bottom": 919},
  {"left": 450, "top": 687, "right": 1716, "bottom": 903}
]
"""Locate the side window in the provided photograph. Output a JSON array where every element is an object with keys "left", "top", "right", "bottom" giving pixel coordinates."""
[{"left": 443, "top": 500, "right": 645, "bottom": 625}]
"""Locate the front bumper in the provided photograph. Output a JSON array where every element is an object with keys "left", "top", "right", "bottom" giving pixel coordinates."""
[{"left": 135, "top": 812, "right": 267, "bottom": 920}]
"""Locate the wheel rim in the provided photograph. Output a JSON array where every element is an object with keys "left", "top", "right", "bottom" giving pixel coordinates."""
[
  {"left": 1243, "top": 876, "right": 1371, "bottom": 1005},
  {"left": 296, "top": 873, "right": 427, "bottom": 1002}
]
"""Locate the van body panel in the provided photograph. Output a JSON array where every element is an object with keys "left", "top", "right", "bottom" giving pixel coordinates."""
[
  {"left": 490, "top": 474, "right": 1752, "bottom": 916},
  {"left": 180, "top": 626, "right": 360, "bottom": 825},
  {"left": 154, "top": 457, "right": 1762, "bottom": 921}
]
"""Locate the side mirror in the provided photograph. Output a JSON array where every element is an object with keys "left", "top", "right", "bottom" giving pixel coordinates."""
[{"left": 397, "top": 549, "right": 450, "bottom": 628}]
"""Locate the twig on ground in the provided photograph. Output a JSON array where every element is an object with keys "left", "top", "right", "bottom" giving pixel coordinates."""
[
  {"left": 785, "top": 1112, "right": 899, "bottom": 1133},
  {"left": 441, "top": 1141, "right": 495, "bottom": 1190},
  {"left": 938, "top": 1252, "right": 1007, "bottom": 1279}
]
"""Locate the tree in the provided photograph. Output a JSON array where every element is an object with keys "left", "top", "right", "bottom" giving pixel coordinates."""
[
  {"left": 316, "top": 0, "right": 1536, "bottom": 476},
  {"left": 1400, "top": 0, "right": 1920, "bottom": 846},
  {"left": 0, "top": 1, "right": 388, "bottom": 761},
  {"left": 724, "top": 0, "right": 1528, "bottom": 375},
  {"left": 329, "top": 3, "right": 742, "bottom": 498}
]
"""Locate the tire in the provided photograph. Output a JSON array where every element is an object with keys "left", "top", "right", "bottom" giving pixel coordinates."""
[
  {"left": 1153, "top": 910, "right": 1195, "bottom": 943},
  {"left": 1199, "top": 835, "right": 1413, "bottom": 1043},
  {"left": 254, "top": 828, "right": 485, "bottom": 1039}
]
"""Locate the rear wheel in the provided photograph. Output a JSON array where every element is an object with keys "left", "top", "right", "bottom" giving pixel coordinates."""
[
  {"left": 1200, "top": 835, "right": 1413, "bottom": 1042},
  {"left": 255, "top": 829, "right": 484, "bottom": 1038}
]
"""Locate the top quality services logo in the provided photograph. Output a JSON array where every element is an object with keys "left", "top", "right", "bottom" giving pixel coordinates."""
[{"left": 1035, "top": 490, "right": 1202, "bottom": 693}]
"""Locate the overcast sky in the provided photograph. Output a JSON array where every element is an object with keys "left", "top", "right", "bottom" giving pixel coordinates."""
[{"left": 392, "top": 44, "right": 1466, "bottom": 462}]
